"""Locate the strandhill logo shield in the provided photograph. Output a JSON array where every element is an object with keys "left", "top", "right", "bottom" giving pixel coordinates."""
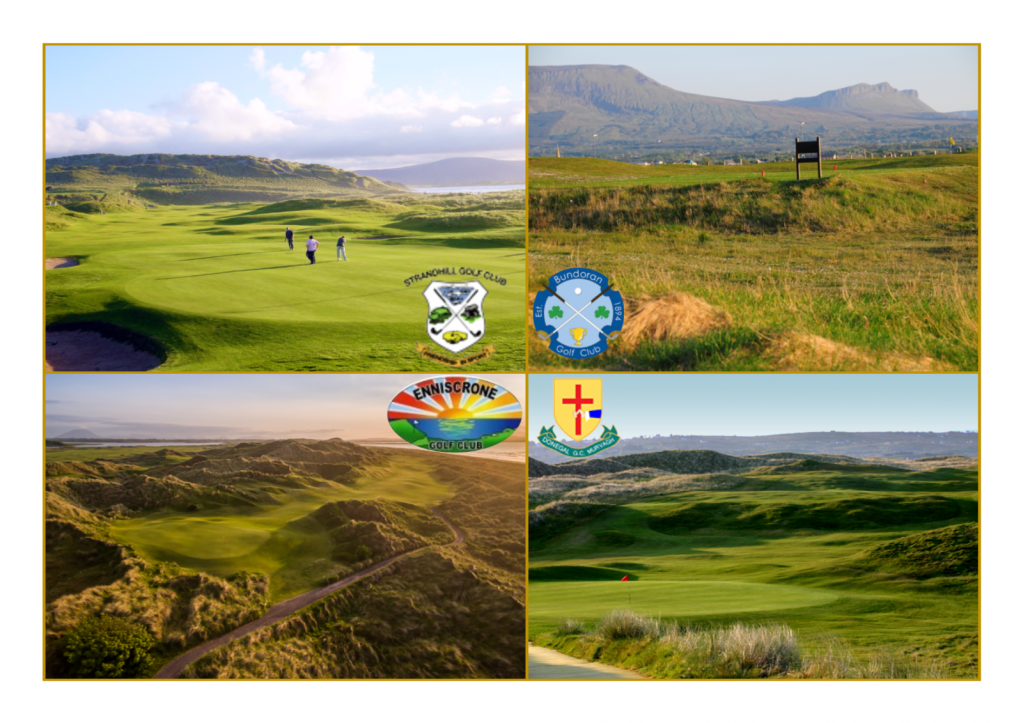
[
  {"left": 538, "top": 379, "right": 621, "bottom": 458},
  {"left": 425, "top": 281, "right": 487, "bottom": 354},
  {"left": 387, "top": 376, "right": 522, "bottom": 454}
]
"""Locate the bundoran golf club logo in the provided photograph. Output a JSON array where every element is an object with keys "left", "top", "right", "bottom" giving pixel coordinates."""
[
  {"left": 533, "top": 267, "right": 625, "bottom": 359},
  {"left": 388, "top": 376, "right": 522, "bottom": 454},
  {"left": 538, "top": 378, "right": 621, "bottom": 458}
]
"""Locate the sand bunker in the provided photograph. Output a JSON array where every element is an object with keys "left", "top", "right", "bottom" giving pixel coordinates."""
[
  {"left": 46, "top": 330, "right": 162, "bottom": 372},
  {"left": 46, "top": 257, "right": 79, "bottom": 270},
  {"left": 620, "top": 293, "right": 731, "bottom": 349},
  {"left": 764, "top": 332, "right": 944, "bottom": 372}
]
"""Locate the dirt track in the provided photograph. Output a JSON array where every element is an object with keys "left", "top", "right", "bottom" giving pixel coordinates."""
[
  {"left": 154, "top": 506, "right": 463, "bottom": 679},
  {"left": 528, "top": 645, "right": 645, "bottom": 680}
]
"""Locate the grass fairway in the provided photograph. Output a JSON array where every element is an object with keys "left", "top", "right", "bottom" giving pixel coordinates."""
[
  {"left": 528, "top": 155, "right": 977, "bottom": 371},
  {"left": 530, "top": 581, "right": 838, "bottom": 619},
  {"left": 529, "top": 457, "right": 978, "bottom": 676},
  {"left": 109, "top": 455, "right": 452, "bottom": 600},
  {"left": 45, "top": 194, "right": 525, "bottom": 370}
]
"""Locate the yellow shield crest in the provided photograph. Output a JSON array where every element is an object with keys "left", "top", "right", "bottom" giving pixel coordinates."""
[{"left": 553, "top": 379, "right": 603, "bottom": 441}]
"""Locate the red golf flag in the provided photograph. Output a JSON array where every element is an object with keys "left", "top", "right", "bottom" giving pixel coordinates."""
[
  {"left": 622, "top": 575, "right": 629, "bottom": 581},
  {"left": 833, "top": 165, "right": 838, "bottom": 171}
]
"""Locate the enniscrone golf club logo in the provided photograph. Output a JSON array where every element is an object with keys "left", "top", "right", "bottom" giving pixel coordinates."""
[
  {"left": 388, "top": 376, "right": 522, "bottom": 454},
  {"left": 538, "top": 378, "right": 621, "bottom": 458},
  {"left": 533, "top": 267, "right": 625, "bottom": 359}
]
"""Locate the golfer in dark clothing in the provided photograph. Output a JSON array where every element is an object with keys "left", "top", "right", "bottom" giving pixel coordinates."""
[
  {"left": 305, "top": 235, "right": 319, "bottom": 264},
  {"left": 336, "top": 235, "right": 348, "bottom": 261},
  {"left": 285, "top": 227, "right": 294, "bottom": 250}
]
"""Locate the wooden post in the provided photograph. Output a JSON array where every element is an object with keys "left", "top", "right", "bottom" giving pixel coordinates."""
[{"left": 816, "top": 137, "right": 822, "bottom": 179}]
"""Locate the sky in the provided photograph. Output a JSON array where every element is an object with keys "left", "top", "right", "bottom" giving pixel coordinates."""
[
  {"left": 45, "top": 373, "right": 526, "bottom": 439},
  {"left": 528, "top": 374, "right": 978, "bottom": 439},
  {"left": 45, "top": 45, "right": 525, "bottom": 169},
  {"left": 528, "top": 45, "right": 979, "bottom": 112}
]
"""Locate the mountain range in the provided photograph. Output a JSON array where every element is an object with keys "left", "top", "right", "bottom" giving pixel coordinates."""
[
  {"left": 528, "top": 431, "right": 978, "bottom": 464},
  {"left": 357, "top": 157, "right": 525, "bottom": 187},
  {"left": 528, "top": 65, "right": 977, "bottom": 155}
]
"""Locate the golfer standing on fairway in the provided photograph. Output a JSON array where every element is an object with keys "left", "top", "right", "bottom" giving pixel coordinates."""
[
  {"left": 305, "top": 235, "right": 319, "bottom": 264},
  {"left": 336, "top": 235, "right": 348, "bottom": 261},
  {"left": 285, "top": 226, "right": 294, "bottom": 250}
]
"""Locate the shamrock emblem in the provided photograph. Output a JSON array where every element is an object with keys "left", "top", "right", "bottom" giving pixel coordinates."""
[
  {"left": 594, "top": 305, "right": 610, "bottom": 319},
  {"left": 549, "top": 306, "right": 564, "bottom": 319}
]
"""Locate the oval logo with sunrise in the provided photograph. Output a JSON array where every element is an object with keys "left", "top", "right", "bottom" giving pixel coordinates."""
[{"left": 387, "top": 376, "right": 522, "bottom": 454}]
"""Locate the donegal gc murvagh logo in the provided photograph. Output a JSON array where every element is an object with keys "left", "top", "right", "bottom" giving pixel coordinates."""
[
  {"left": 388, "top": 376, "right": 522, "bottom": 454},
  {"left": 533, "top": 268, "right": 624, "bottom": 359},
  {"left": 538, "top": 378, "right": 621, "bottom": 458}
]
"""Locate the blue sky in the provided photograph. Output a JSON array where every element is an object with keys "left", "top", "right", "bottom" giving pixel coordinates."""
[
  {"left": 528, "top": 45, "right": 978, "bottom": 112},
  {"left": 528, "top": 374, "right": 978, "bottom": 438},
  {"left": 45, "top": 374, "right": 526, "bottom": 439},
  {"left": 46, "top": 45, "right": 525, "bottom": 168}
]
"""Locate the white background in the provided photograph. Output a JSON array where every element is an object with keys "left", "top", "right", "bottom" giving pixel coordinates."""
[{"left": 2, "top": 2, "right": 1016, "bottom": 721}]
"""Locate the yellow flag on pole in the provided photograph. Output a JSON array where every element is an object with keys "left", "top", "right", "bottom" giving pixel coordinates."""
[{"left": 951, "top": 137, "right": 955, "bottom": 145}]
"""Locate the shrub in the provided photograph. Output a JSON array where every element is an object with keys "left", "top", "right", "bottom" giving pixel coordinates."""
[
  {"left": 355, "top": 545, "right": 373, "bottom": 561},
  {"left": 556, "top": 618, "right": 586, "bottom": 636},
  {"left": 63, "top": 615, "right": 154, "bottom": 678},
  {"left": 595, "top": 609, "right": 661, "bottom": 640}
]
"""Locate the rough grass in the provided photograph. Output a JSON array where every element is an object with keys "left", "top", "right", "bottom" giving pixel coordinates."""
[
  {"left": 528, "top": 157, "right": 977, "bottom": 371},
  {"left": 539, "top": 613, "right": 965, "bottom": 679}
]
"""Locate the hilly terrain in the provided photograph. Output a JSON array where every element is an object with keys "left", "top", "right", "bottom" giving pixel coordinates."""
[
  {"left": 358, "top": 157, "right": 525, "bottom": 187},
  {"left": 528, "top": 448, "right": 977, "bottom": 679},
  {"left": 528, "top": 65, "right": 976, "bottom": 157},
  {"left": 45, "top": 438, "right": 525, "bottom": 679},
  {"left": 46, "top": 153, "right": 403, "bottom": 208},
  {"left": 527, "top": 431, "right": 978, "bottom": 465}
]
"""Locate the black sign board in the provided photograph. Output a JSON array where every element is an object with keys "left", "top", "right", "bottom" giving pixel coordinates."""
[{"left": 795, "top": 137, "right": 823, "bottom": 180}]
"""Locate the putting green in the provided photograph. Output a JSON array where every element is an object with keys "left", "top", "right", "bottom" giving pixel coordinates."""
[
  {"left": 529, "top": 580, "right": 838, "bottom": 620},
  {"left": 115, "top": 517, "right": 272, "bottom": 559}
]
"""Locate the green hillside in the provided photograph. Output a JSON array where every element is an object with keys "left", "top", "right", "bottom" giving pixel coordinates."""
[{"left": 46, "top": 153, "right": 403, "bottom": 206}]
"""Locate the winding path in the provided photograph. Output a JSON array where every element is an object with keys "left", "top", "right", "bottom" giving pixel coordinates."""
[
  {"left": 528, "top": 645, "right": 645, "bottom": 680},
  {"left": 154, "top": 506, "right": 462, "bottom": 679}
]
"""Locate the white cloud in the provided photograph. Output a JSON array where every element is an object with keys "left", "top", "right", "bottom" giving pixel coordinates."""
[
  {"left": 249, "top": 48, "right": 266, "bottom": 72},
  {"left": 173, "top": 82, "right": 296, "bottom": 141},
  {"left": 493, "top": 86, "right": 511, "bottom": 98},
  {"left": 451, "top": 115, "right": 484, "bottom": 128},
  {"left": 46, "top": 47, "right": 525, "bottom": 166}
]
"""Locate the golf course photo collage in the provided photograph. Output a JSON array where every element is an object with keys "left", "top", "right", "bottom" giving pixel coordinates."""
[{"left": 42, "top": 43, "right": 980, "bottom": 681}]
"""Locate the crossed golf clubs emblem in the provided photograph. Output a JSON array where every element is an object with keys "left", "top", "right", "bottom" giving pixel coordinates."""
[
  {"left": 430, "top": 285, "right": 483, "bottom": 340},
  {"left": 537, "top": 282, "right": 620, "bottom": 344}
]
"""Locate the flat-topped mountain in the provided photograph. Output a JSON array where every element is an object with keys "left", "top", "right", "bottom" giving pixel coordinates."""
[
  {"left": 768, "top": 82, "right": 938, "bottom": 115},
  {"left": 528, "top": 64, "right": 975, "bottom": 154}
]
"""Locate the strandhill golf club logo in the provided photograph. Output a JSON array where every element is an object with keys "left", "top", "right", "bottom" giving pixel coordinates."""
[
  {"left": 387, "top": 376, "right": 522, "bottom": 454},
  {"left": 538, "top": 378, "right": 621, "bottom": 458},
  {"left": 415, "top": 279, "right": 496, "bottom": 367},
  {"left": 533, "top": 267, "right": 625, "bottom": 359}
]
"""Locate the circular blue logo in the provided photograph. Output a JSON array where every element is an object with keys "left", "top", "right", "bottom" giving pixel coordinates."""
[{"left": 533, "top": 268, "right": 625, "bottom": 359}]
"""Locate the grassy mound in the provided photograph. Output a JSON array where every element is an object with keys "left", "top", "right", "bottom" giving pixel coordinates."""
[
  {"left": 852, "top": 522, "right": 978, "bottom": 580},
  {"left": 649, "top": 495, "right": 962, "bottom": 534}
]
